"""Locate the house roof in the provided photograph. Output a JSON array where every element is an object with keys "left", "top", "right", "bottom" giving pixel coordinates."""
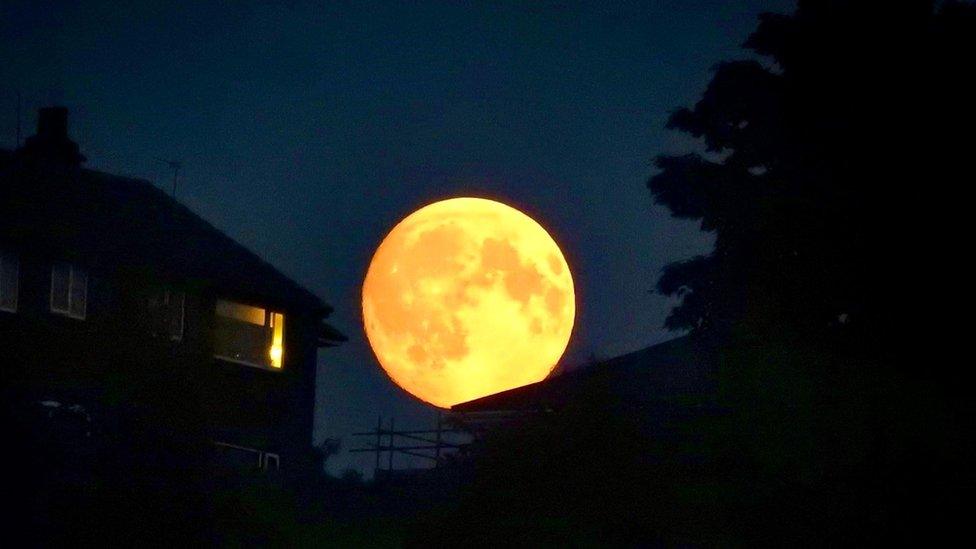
[
  {"left": 451, "top": 335, "right": 716, "bottom": 413},
  {"left": 1, "top": 145, "right": 344, "bottom": 343}
]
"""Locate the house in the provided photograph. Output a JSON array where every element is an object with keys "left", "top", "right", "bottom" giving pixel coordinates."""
[
  {"left": 450, "top": 335, "right": 722, "bottom": 456},
  {"left": 0, "top": 107, "right": 344, "bottom": 482}
]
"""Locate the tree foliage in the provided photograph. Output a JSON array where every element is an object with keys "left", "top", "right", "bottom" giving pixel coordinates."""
[
  {"left": 647, "top": 2, "right": 976, "bottom": 541},
  {"left": 650, "top": 0, "right": 975, "bottom": 354}
]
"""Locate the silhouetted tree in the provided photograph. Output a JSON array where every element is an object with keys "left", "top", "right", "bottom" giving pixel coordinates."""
[
  {"left": 339, "top": 468, "right": 364, "bottom": 484},
  {"left": 650, "top": 0, "right": 974, "bottom": 356},
  {"left": 313, "top": 437, "right": 342, "bottom": 474},
  {"left": 649, "top": 1, "right": 975, "bottom": 543}
]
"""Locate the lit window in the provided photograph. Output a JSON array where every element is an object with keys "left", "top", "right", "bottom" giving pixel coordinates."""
[
  {"left": 51, "top": 262, "right": 87, "bottom": 319},
  {"left": 148, "top": 289, "right": 186, "bottom": 341},
  {"left": 0, "top": 251, "right": 19, "bottom": 313},
  {"left": 214, "top": 299, "right": 285, "bottom": 369}
]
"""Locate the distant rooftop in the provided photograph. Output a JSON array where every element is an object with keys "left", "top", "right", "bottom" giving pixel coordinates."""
[{"left": 452, "top": 335, "right": 716, "bottom": 413}]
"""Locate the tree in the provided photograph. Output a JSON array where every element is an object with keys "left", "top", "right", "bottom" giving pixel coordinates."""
[
  {"left": 650, "top": 0, "right": 975, "bottom": 357},
  {"left": 314, "top": 437, "right": 342, "bottom": 475},
  {"left": 648, "top": 2, "right": 976, "bottom": 542}
]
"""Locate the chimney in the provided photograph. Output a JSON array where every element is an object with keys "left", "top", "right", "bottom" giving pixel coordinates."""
[
  {"left": 37, "top": 107, "right": 70, "bottom": 141},
  {"left": 17, "top": 106, "right": 86, "bottom": 167}
]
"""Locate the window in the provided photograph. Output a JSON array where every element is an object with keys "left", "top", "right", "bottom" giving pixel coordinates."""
[
  {"left": 213, "top": 300, "right": 285, "bottom": 369},
  {"left": 0, "top": 251, "right": 19, "bottom": 313},
  {"left": 262, "top": 452, "right": 280, "bottom": 472},
  {"left": 213, "top": 441, "right": 280, "bottom": 472},
  {"left": 148, "top": 289, "right": 186, "bottom": 341},
  {"left": 50, "top": 263, "right": 87, "bottom": 319}
]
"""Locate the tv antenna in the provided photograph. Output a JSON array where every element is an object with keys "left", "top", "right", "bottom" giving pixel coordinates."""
[{"left": 155, "top": 158, "right": 182, "bottom": 199}]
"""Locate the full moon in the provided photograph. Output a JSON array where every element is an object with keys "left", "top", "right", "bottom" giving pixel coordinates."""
[{"left": 362, "top": 197, "right": 575, "bottom": 408}]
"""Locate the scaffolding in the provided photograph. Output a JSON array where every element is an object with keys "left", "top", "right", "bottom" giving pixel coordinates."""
[{"left": 350, "top": 413, "right": 469, "bottom": 476}]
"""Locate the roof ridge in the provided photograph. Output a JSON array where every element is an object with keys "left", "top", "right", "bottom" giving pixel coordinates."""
[{"left": 83, "top": 167, "right": 330, "bottom": 314}]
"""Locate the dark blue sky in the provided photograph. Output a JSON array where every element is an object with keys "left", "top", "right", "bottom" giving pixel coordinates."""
[{"left": 1, "top": 0, "right": 794, "bottom": 475}]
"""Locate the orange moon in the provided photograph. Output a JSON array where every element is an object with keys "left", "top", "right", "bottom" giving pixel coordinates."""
[{"left": 362, "top": 197, "right": 575, "bottom": 408}]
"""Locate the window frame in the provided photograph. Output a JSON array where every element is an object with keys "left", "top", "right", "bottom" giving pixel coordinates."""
[
  {"left": 0, "top": 251, "right": 19, "bottom": 313},
  {"left": 50, "top": 263, "right": 88, "bottom": 320},
  {"left": 149, "top": 288, "right": 186, "bottom": 342},
  {"left": 167, "top": 290, "right": 186, "bottom": 342},
  {"left": 212, "top": 299, "right": 285, "bottom": 371}
]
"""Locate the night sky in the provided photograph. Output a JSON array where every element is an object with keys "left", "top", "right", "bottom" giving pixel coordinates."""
[{"left": 2, "top": 0, "right": 794, "bottom": 475}]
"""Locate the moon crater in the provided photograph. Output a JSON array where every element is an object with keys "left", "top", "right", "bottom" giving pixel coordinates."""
[{"left": 362, "top": 197, "right": 575, "bottom": 408}]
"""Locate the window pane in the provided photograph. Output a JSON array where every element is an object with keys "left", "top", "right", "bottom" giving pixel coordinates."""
[
  {"left": 0, "top": 252, "right": 18, "bottom": 311},
  {"left": 270, "top": 313, "right": 284, "bottom": 368},
  {"left": 147, "top": 290, "right": 165, "bottom": 336},
  {"left": 169, "top": 291, "right": 185, "bottom": 340},
  {"left": 51, "top": 263, "right": 71, "bottom": 313},
  {"left": 69, "top": 268, "right": 88, "bottom": 318},
  {"left": 216, "top": 300, "right": 266, "bottom": 325},
  {"left": 213, "top": 300, "right": 284, "bottom": 369},
  {"left": 214, "top": 315, "right": 269, "bottom": 365}
]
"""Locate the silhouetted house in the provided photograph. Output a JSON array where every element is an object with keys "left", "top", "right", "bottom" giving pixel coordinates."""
[
  {"left": 451, "top": 336, "right": 720, "bottom": 456},
  {"left": 0, "top": 107, "right": 344, "bottom": 481}
]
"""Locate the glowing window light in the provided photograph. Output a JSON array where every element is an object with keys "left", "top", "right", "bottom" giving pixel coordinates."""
[
  {"left": 216, "top": 300, "right": 266, "bottom": 325},
  {"left": 270, "top": 312, "right": 284, "bottom": 368},
  {"left": 214, "top": 299, "right": 285, "bottom": 370}
]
